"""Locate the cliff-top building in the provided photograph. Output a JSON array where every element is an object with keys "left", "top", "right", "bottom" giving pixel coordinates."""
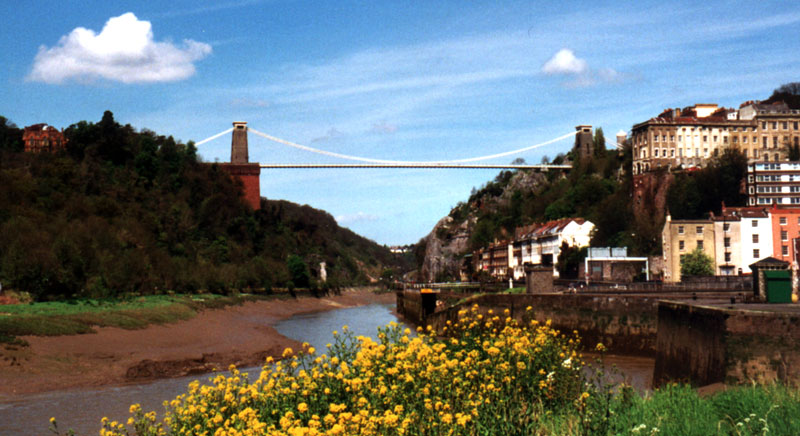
[
  {"left": 23, "top": 124, "right": 67, "bottom": 153},
  {"left": 632, "top": 101, "right": 800, "bottom": 175}
]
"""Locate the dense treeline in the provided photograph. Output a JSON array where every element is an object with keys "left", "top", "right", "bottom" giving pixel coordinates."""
[{"left": 0, "top": 112, "right": 406, "bottom": 301}]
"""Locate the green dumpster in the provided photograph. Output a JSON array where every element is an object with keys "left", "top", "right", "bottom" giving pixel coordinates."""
[{"left": 764, "top": 270, "right": 792, "bottom": 303}]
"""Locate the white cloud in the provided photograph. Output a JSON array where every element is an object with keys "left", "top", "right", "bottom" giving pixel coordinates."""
[
  {"left": 336, "top": 212, "right": 380, "bottom": 225},
  {"left": 28, "top": 12, "right": 211, "bottom": 84},
  {"left": 541, "top": 48, "right": 627, "bottom": 88},
  {"left": 541, "top": 49, "right": 587, "bottom": 75}
]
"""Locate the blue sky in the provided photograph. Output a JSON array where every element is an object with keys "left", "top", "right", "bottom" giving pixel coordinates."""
[{"left": 3, "top": 1, "right": 800, "bottom": 245}]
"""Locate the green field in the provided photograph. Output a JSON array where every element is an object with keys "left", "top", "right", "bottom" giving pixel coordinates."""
[{"left": 0, "top": 293, "right": 274, "bottom": 345}]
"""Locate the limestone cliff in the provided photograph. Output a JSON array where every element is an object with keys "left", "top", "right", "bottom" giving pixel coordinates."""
[{"left": 418, "top": 169, "right": 551, "bottom": 282}]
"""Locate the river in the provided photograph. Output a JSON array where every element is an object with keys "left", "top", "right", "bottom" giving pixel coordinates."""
[{"left": 0, "top": 303, "right": 653, "bottom": 436}]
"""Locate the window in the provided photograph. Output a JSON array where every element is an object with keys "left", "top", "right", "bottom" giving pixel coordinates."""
[
  {"left": 678, "top": 135, "right": 682, "bottom": 142},
  {"left": 723, "top": 223, "right": 730, "bottom": 232},
  {"left": 783, "top": 122, "right": 789, "bottom": 130},
  {"left": 713, "top": 135, "right": 718, "bottom": 143},
  {"left": 753, "top": 234, "right": 759, "bottom": 243},
  {"left": 795, "top": 122, "right": 799, "bottom": 130},
  {"left": 774, "top": 136, "right": 779, "bottom": 148},
  {"left": 763, "top": 122, "right": 768, "bottom": 130},
  {"left": 703, "top": 135, "right": 708, "bottom": 142},
  {"left": 724, "top": 252, "right": 731, "bottom": 262},
  {"left": 782, "top": 230, "right": 788, "bottom": 241},
  {"left": 754, "top": 249, "right": 760, "bottom": 258},
  {"left": 781, "top": 217, "right": 788, "bottom": 225},
  {"left": 678, "top": 225, "right": 684, "bottom": 234},
  {"left": 679, "top": 240, "right": 685, "bottom": 251},
  {"left": 743, "top": 136, "right": 748, "bottom": 143},
  {"left": 752, "top": 220, "right": 758, "bottom": 227},
  {"left": 696, "top": 226, "right": 703, "bottom": 235},
  {"left": 763, "top": 137, "right": 769, "bottom": 147},
  {"left": 783, "top": 245, "right": 789, "bottom": 256},
  {"left": 697, "top": 240, "right": 704, "bottom": 250},
  {"left": 724, "top": 237, "right": 731, "bottom": 247}
]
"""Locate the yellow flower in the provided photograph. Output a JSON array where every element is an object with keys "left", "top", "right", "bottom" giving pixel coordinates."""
[{"left": 298, "top": 402, "right": 309, "bottom": 413}]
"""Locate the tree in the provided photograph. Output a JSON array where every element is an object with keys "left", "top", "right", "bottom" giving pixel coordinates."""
[
  {"left": 680, "top": 247, "right": 714, "bottom": 277},
  {"left": 765, "top": 82, "right": 800, "bottom": 109},
  {"left": 593, "top": 127, "right": 606, "bottom": 158},
  {"left": 287, "top": 254, "right": 310, "bottom": 288},
  {"left": 0, "top": 116, "right": 23, "bottom": 152}
]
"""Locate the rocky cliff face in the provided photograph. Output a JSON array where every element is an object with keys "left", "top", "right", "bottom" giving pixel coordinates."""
[
  {"left": 418, "top": 170, "right": 550, "bottom": 282},
  {"left": 420, "top": 215, "right": 476, "bottom": 282}
]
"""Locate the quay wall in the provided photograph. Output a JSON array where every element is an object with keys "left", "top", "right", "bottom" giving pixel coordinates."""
[
  {"left": 413, "top": 294, "right": 663, "bottom": 355},
  {"left": 654, "top": 302, "right": 800, "bottom": 386}
]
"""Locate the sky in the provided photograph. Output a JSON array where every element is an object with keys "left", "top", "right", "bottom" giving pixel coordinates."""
[{"left": 3, "top": 1, "right": 800, "bottom": 245}]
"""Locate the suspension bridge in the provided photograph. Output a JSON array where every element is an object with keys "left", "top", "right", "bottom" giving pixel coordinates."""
[{"left": 194, "top": 122, "right": 592, "bottom": 170}]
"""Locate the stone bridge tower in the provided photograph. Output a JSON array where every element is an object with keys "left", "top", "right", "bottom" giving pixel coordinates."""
[
  {"left": 221, "top": 122, "right": 261, "bottom": 210},
  {"left": 574, "top": 125, "right": 594, "bottom": 161}
]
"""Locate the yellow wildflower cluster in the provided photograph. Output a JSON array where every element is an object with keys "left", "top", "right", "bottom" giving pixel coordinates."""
[{"left": 101, "top": 305, "right": 584, "bottom": 436}]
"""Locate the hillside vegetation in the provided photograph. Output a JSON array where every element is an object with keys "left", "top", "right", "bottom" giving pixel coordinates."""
[
  {"left": 418, "top": 129, "right": 749, "bottom": 281},
  {"left": 0, "top": 112, "right": 407, "bottom": 301}
]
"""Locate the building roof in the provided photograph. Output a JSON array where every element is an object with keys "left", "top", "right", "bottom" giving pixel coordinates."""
[{"left": 515, "top": 218, "right": 587, "bottom": 240}]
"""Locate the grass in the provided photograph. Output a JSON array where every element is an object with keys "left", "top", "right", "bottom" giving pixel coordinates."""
[{"left": 0, "top": 293, "right": 270, "bottom": 345}]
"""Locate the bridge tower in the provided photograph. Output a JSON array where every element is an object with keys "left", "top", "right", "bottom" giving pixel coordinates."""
[
  {"left": 231, "top": 121, "right": 249, "bottom": 163},
  {"left": 574, "top": 125, "right": 594, "bottom": 161},
  {"left": 221, "top": 121, "right": 261, "bottom": 210}
]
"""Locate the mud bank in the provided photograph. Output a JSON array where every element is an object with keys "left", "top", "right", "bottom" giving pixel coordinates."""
[{"left": 0, "top": 290, "right": 394, "bottom": 400}]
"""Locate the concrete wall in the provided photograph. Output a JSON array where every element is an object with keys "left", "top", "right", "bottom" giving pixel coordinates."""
[{"left": 654, "top": 301, "right": 800, "bottom": 386}]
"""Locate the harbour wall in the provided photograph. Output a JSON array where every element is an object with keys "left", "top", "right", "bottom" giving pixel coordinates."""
[{"left": 398, "top": 291, "right": 800, "bottom": 385}]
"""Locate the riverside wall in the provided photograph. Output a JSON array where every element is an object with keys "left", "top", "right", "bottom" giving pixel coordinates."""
[
  {"left": 654, "top": 302, "right": 800, "bottom": 386},
  {"left": 410, "top": 293, "right": 664, "bottom": 355},
  {"left": 398, "top": 291, "right": 800, "bottom": 386}
]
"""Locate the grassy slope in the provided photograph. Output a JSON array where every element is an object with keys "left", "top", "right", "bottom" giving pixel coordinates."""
[{"left": 0, "top": 293, "right": 279, "bottom": 345}]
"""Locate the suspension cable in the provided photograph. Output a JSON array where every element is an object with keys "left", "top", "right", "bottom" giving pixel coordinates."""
[
  {"left": 195, "top": 128, "right": 234, "bottom": 146},
  {"left": 248, "top": 128, "right": 575, "bottom": 164}
]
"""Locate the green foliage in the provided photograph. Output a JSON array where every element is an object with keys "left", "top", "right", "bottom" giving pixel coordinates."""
[
  {"left": 458, "top": 136, "right": 663, "bottom": 255},
  {"left": 0, "top": 116, "right": 23, "bottom": 152},
  {"left": 0, "top": 294, "right": 265, "bottom": 344},
  {"left": 287, "top": 254, "right": 311, "bottom": 288},
  {"left": 667, "top": 148, "right": 748, "bottom": 219},
  {"left": 593, "top": 127, "right": 606, "bottom": 158},
  {"left": 765, "top": 82, "right": 800, "bottom": 109},
  {"left": 0, "top": 112, "right": 409, "bottom": 300},
  {"left": 681, "top": 247, "right": 714, "bottom": 277},
  {"left": 556, "top": 243, "right": 587, "bottom": 279}
]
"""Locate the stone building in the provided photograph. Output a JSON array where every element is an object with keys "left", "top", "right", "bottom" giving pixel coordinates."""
[
  {"left": 662, "top": 214, "right": 717, "bottom": 282},
  {"left": 662, "top": 206, "right": 773, "bottom": 281},
  {"left": 22, "top": 124, "right": 66, "bottom": 153},
  {"left": 632, "top": 101, "right": 800, "bottom": 175}
]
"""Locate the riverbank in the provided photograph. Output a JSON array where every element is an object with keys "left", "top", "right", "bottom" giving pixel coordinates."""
[{"left": 0, "top": 289, "right": 394, "bottom": 400}]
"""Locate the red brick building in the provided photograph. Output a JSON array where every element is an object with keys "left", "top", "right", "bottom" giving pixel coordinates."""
[{"left": 23, "top": 124, "right": 66, "bottom": 153}]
